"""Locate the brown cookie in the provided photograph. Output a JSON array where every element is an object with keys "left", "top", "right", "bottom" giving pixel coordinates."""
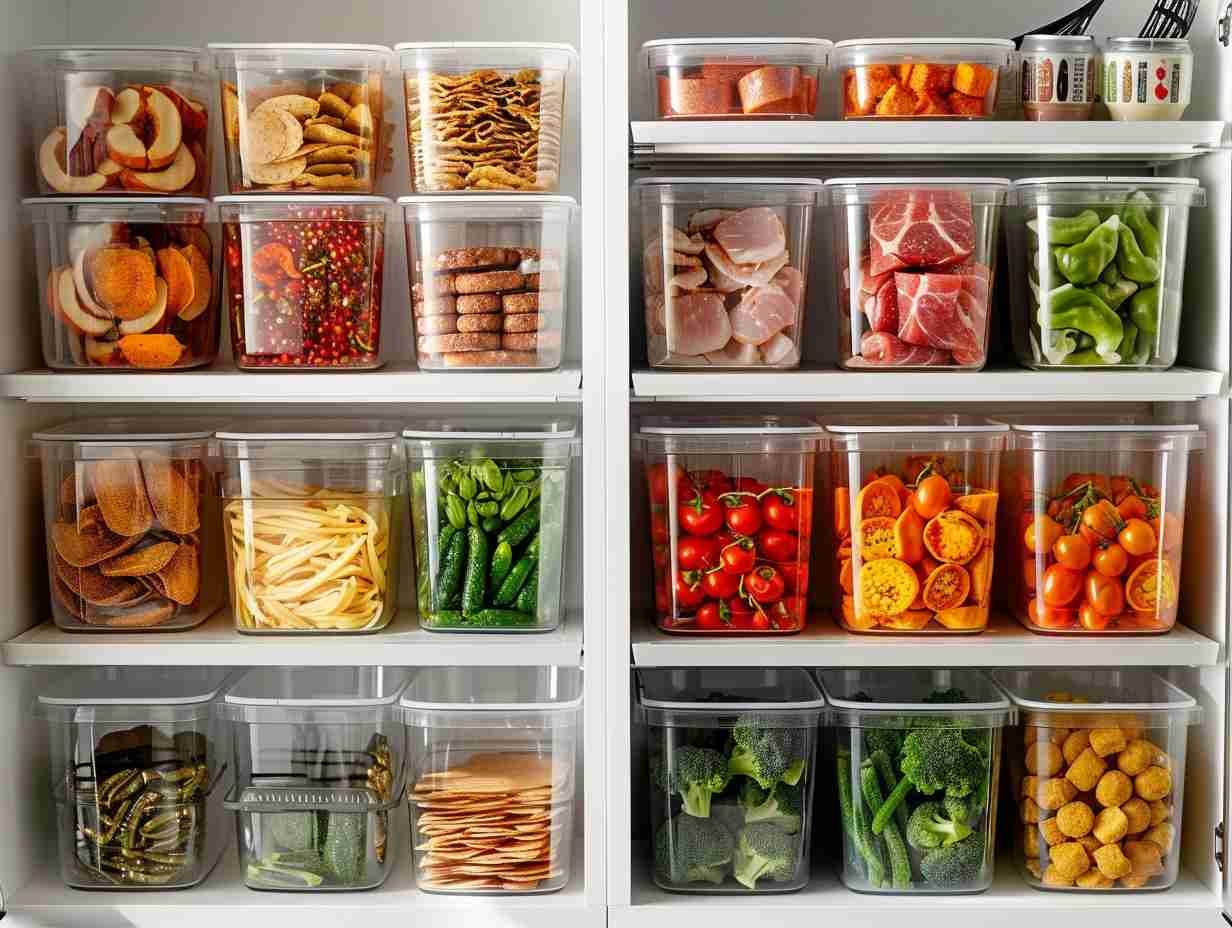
[
  {"left": 442, "top": 350, "right": 541, "bottom": 368},
  {"left": 503, "top": 313, "right": 550, "bottom": 333},
  {"left": 503, "top": 291, "right": 564, "bottom": 314},
  {"left": 417, "top": 333, "right": 501, "bottom": 353},
  {"left": 414, "top": 295, "right": 458, "bottom": 317},
  {"left": 523, "top": 272, "right": 563, "bottom": 291},
  {"left": 433, "top": 247, "right": 519, "bottom": 272},
  {"left": 457, "top": 314, "right": 504, "bottom": 333},
  {"left": 456, "top": 293, "right": 502, "bottom": 314},
  {"left": 453, "top": 270, "right": 524, "bottom": 295},
  {"left": 413, "top": 277, "right": 455, "bottom": 299},
  {"left": 502, "top": 332, "right": 562, "bottom": 351},
  {"left": 416, "top": 314, "right": 459, "bottom": 336}
]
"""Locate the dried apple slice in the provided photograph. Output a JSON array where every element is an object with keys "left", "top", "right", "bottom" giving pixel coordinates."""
[
  {"left": 139, "top": 450, "right": 200, "bottom": 533},
  {"left": 156, "top": 86, "right": 207, "bottom": 134},
  {"left": 84, "top": 335, "right": 120, "bottom": 366},
  {"left": 72, "top": 249, "right": 111, "bottom": 320},
  {"left": 68, "top": 86, "right": 114, "bottom": 129},
  {"left": 105, "top": 123, "right": 148, "bottom": 169},
  {"left": 117, "top": 279, "right": 167, "bottom": 336},
  {"left": 143, "top": 87, "right": 183, "bottom": 170},
  {"left": 111, "top": 87, "right": 146, "bottom": 125},
  {"left": 56, "top": 267, "right": 112, "bottom": 337},
  {"left": 156, "top": 247, "right": 194, "bottom": 315},
  {"left": 223, "top": 85, "right": 242, "bottom": 142},
  {"left": 91, "top": 456, "right": 154, "bottom": 537},
  {"left": 119, "top": 142, "right": 196, "bottom": 193},
  {"left": 100, "top": 540, "right": 178, "bottom": 577},
  {"left": 51, "top": 519, "right": 140, "bottom": 568},
  {"left": 39, "top": 128, "right": 106, "bottom": 194},
  {"left": 177, "top": 244, "right": 212, "bottom": 321}
]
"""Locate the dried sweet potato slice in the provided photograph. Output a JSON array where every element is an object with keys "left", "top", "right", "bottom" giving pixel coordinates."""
[
  {"left": 139, "top": 451, "right": 200, "bottom": 534},
  {"left": 51, "top": 519, "right": 140, "bottom": 567},
  {"left": 117, "top": 333, "right": 185, "bottom": 368},
  {"left": 88, "top": 245, "right": 158, "bottom": 320},
  {"left": 91, "top": 457, "right": 154, "bottom": 537},
  {"left": 157, "top": 543, "right": 199, "bottom": 605},
  {"left": 100, "top": 540, "right": 178, "bottom": 577},
  {"left": 156, "top": 246, "right": 195, "bottom": 316},
  {"left": 177, "top": 244, "right": 212, "bottom": 321}
]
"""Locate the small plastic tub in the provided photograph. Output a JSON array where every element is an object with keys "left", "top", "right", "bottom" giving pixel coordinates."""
[
  {"left": 993, "top": 670, "right": 1200, "bottom": 892},
  {"left": 635, "top": 417, "right": 825, "bottom": 634},
  {"left": 18, "top": 45, "right": 211, "bottom": 197},
  {"left": 827, "top": 177, "right": 1009, "bottom": 370},
  {"left": 25, "top": 197, "right": 220, "bottom": 370},
  {"left": 835, "top": 39, "right": 1015, "bottom": 119},
  {"left": 217, "top": 421, "right": 404, "bottom": 634},
  {"left": 404, "top": 417, "right": 579, "bottom": 632},
  {"left": 634, "top": 178, "right": 824, "bottom": 369},
  {"left": 643, "top": 38, "right": 831, "bottom": 119},
  {"left": 817, "top": 669, "right": 1012, "bottom": 894},
  {"left": 1006, "top": 177, "right": 1205, "bottom": 370},
  {"left": 827, "top": 416, "right": 1008, "bottom": 634},
  {"left": 221, "top": 667, "right": 412, "bottom": 891},
  {"left": 398, "top": 43, "right": 576, "bottom": 193},
  {"left": 1005, "top": 422, "right": 1203, "bottom": 634},
  {"left": 400, "top": 195, "right": 576, "bottom": 370},
  {"left": 217, "top": 195, "right": 389, "bottom": 369},
  {"left": 31, "top": 418, "right": 220, "bottom": 632},
  {"left": 209, "top": 44, "right": 393, "bottom": 194},
  {"left": 1101, "top": 38, "right": 1193, "bottom": 121},
  {"left": 1019, "top": 35, "right": 1098, "bottom": 122},
  {"left": 37, "top": 666, "right": 236, "bottom": 890},
  {"left": 402, "top": 666, "right": 582, "bottom": 894},
  {"left": 636, "top": 668, "right": 825, "bottom": 893}
]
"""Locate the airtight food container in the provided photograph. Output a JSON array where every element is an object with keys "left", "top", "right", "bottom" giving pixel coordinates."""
[
  {"left": 209, "top": 44, "right": 393, "bottom": 193},
  {"left": 404, "top": 418, "right": 578, "bottom": 632},
  {"left": 25, "top": 197, "right": 220, "bottom": 370},
  {"left": 221, "top": 667, "right": 412, "bottom": 891},
  {"left": 827, "top": 416, "right": 1008, "bottom": 634},
  {"left": 37, "top": 667, "right": 236, "bottom": 890},
  {"left": 817, "top": 669, "right": 1012, "bottom": 895},
  {"left": 398, "top": 43, "right": 576, "bottom": 193},
  {"left": 402, "top": 666, "right": 582, "bottom": 894},
  {"left": 1005, "top": 422, "right": 1203, "bottom": 634},
  {"left": 1019, "top": 35, "right": 1098, "bottom": 121},
  {"left": 218, "top": 196, "right": 389, "bottom": 369},
  {"left": 634, "top": 418, "right": 825, "bottom": 635},
  {"left": 1006, "top": 177, "right": 1205, "bottom": 370},
  {"left": 636, "top": 668, "right": 825, "bottom": 894},
  {"left": 1101, "top": 38, "right": 1193, "bottom": 121},
  {"left": 400, "top": 195, "right": 576, "bottom": 370},
  {"left": 31, "top": 418, "right": 221, "bottom": 632},
  {"left": 217, "top": 421, "right": 404, "bottom": 634},
  {"left": 993, "top": 670, "right": 1200, "bottom": 892},
  {"left": 634, "top": 178, "right": 824, "bottom": 368},
  {"left": 18, "top": 45, "right": 211, "bottom": 197},
  {"left": 835, "top": 39, "right": 1015, "bottom": 119},
  {"left": 827, "top": 178, "right": 1008, "bottom": 370},
  {"left": 643, "top": 38, "right": 831, "bottom": 119}
]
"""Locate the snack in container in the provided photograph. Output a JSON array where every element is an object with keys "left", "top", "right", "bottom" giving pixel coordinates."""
[
  {"left": 398, "top": 43, "right": 575, "bottom": 193},
  {"left": 209, "top": 44, "right": 392, "bottom": 193},
  {"left": 1100, "top": 38, "right": 1192, "bottom": 121},
  {"left": 1019, "top": 35, "right": 1098, "bottom": 121}
]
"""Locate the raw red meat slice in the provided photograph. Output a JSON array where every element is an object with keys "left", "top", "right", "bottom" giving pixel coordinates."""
[
  {"left": 666, "top": 291, "right": 731, "bottom": 356},
  {"left": 868, "top": 235, "right": 906, "bottom": 277},
  {"left": 870, "top": 189, "right": 974, "bottom": 269},
  {"left": 704, "top": 241, "right": 788, "bottom": 288},
  {"left": 863, "top": 277, "right": 899, "bottom": 334},
  {"left": 771, "top": 265, "right": 805, "bottom": 309},
  {"left": 729, "top": 283, "right": 797, "bottom": 346},
  {"left": 895, "top": 272, "right": 980, "bottom": 364},
  {"left": 713, "top": 207, "right": 787, "bottom": 264},
  {"left": 860, "top": 331, "right": 951, "bottom": 366}
]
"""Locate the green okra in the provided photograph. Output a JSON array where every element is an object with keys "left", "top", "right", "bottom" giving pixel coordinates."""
[
  {"left": 501, "top": 486, "right": 530, "bottom": 522},
  {"left": 444, "top": 495, "right": 466, "bottom": 530},
  {"left": 458, "top": 475, "right": 478, "bottom": 500},
  {"left": 861, "top": 761, "right": 912, "bottom": 890}
]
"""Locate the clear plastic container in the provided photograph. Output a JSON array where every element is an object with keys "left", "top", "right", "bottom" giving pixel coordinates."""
[
  {"left": 31, "top": 419, "right": 221, "bottom": 632},
  {"left": 18, "top": 45, "right": 211, "bottom": 197},
  {"left": 1101, "top": 38, "right": 1193, "bottom": 121},
  {"left": 402, "top": 666, "right": 582, "bottom": 894},
  {"left": 835, "top": 39, "right": 1015, "bottom": 119},
  {"left": 817, "top": 669, "right": 1012, "bottom": 894},
  {"left": 1006, "top": 177, "right": 1205, "bottom": 370},
  {"left": 397, "top": 43, "right": 576, "bottom": 193},
  {"left": 217, "top": 421, "right": 404, "bottom": 634},
  {"left": 1005, "top": 422, "right": 1203, "bottom": 634},
  {"left": 24, "top": 197, "right": 220, "bottom": 370},
  {"left": 1019, "top": 35, "right": 1098, "bottom": 122},
  {"left": 400, "top": 196, "right": 576, "bottom": 370},
  {"left": 635, "top": 418, "right": 825, "bottom": 634},
  {"left": 404, "top": 418, "right": 579, "bottom": 632},
  {"left": 636, "top": 668, "right": 825, "bottom": 893},
  {"left": 827, "top": 416, "right": 1008, "bottom": 633},
  {"left": 993, "top": 670, "right": 1200, "bottom": 891},
  {"left": 217, "top": 195, "right": 389, "bottom": 369},
  {"left": 209, "top": 44, "right": 392, "bottom": 193},
  {"left": 37, "top": 666, "right": 236, "bottom": 889},
  {"left": 827, "top": 178, "right": 1009, "bottom": 370},
  {"left": 220, "top": 667, "right": 412, "bottom": 891},
  {"left": 643, "top": 39, "right": 831, "bottom": 119},
  {"left": 635, "top": 178, "right": 823, "bottom": 369}
]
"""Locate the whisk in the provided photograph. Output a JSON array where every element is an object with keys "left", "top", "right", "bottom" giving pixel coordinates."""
[
  {"left": 1138, "top": 0, "right": 1200, "bottom": 37},
  {"left": 1014, "top": 0, "right": 1106, "bottom": 46}
]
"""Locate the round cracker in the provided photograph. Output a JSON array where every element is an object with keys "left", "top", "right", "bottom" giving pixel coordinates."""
[
  {"left": 248, "top": 156, "right": 307, "bottom": 186},
  {"left": 241, "top": 108, "right": 289, "bottom": 166},
  {"left": 254, "top": 93, "right": 320, "bottom": 120},
  {"left": 274, "top": 108, "right": 304, "bottom": 160}
]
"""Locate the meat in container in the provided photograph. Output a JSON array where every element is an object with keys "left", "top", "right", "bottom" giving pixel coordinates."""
[
  {"left": 817, "top": 669, "right": 1012, "bottom": 894},
  {"left": 635, "top": 178, "right": 823, "bottom": 369},
  {"left": 18, "top": 46, "right": 211, "bottom": 197},
  {"left": 402, "top": 666, "right": 582, "bottom": 894},
  {"left": 1005, "top": 421, "right": 1203, "bottom": 634},
  {"left": 827, "top": 178, "right": 1009, "bottom": 370},
  {"left": 636, "top": 668, "right": 825, "bottom": 893},
  {"left": 634, "top": 418, "right": 825, "bottom": 635},
  {"left": 404, "top": 418, "right": 578, "bottom": 632},
  {"left": 220, "top": 667, "right": 412, "bottom": 891},
  {"left": 217, "top": 196, "right": 389, "bottom": 369},
  {"left": 25, "top": 197, "right": 220, "bottom": 371},
  {"left": 835, "top": 39, "right": 1015, "bottom": 119},
  {"left": 209, "top": 44, "right": 392, "bottom": 194},
  {"left": 400, "top": 195, "right": 576, "bottom": 370},
  {"left": 31, "top": 418, "right": 221, "bottom": 632},
  {"left": 217, "top": 421, "right": 404, "bottom": 634},
  {"left": 993, "top": 670, "right": 1199, "bottom": 891},
  {"left": 643, "top": 38, "right": 831, "bottom": 119},
  {"left": 397, "top": 43, "right": 575, "bottom": 193},
  {"left": 1006, "top": 177, "right": 1205, "bottom": 370},
  {"left": 827, "top": 416, "right": 1008, "bottom": 634},
  {"left": 1100, "top": 38, "right": 1193, "bottom": 121},
  {"left": 36, "top": 667, "right": 237, "bottom": 889}
]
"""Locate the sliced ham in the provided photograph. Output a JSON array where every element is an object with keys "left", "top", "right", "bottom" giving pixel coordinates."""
[
  {"left": 666, "top": 290, "right": 731, "bottom": 356},
  {"left": 704, "top": 338, "right": 762, "bottom": 365},
  {"left": 702, "top": 247, "right": 746, "bottom": 293},
  {"left": 688, "top": 208, "right": 737, "bottom": 233},
  {"left": 648, "top": 335, "right": 712, "bottom": 366},
  {"left": 713, "top": 207, "right": 788, "bottom": 264},
  {"left": 771, "top": 265, "right": 805, "bottom": 309},
  {"left": 895, "top": 272, "right": 981, "bottom": 364},
  {"left": 704, "top": 241, "right": 788, "bottom": 289},
  {"left": 667, "top": 267, "right": 708, "bottom": 292},
  {"left": 729, "top": 283, "right": 796, "bottom": 346},
  {"left": 859, "top": 331, "right": 951, "bottom": 366},
  {"left": 760, "top": 332, "right": 800, "bottom": 367},
  {"left": 870, "top": 189, "right": 975, "bottom": 269}
]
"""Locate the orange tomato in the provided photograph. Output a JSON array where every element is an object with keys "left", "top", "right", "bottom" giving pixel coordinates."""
[
  {"left": 1079, "top": 500, "right": 1123, "bottom": 545},
  {"left": 1153, "top": 513, "right": 1183, "bottom": 552},
  {"left": 1051, "top": 534, "right": 1091, "bottom": 570},
  {"left": 1028, "top": 597, "right": 1077, "bottom": 629},
  {"left": 1041, "top": 564, "right": 1083, "bottom": 607},
  {"left": 1092, "top": 543, "right": 1129, "bottom": 577},
  {"left": 1110, "top": 475, "right": 1133, "bottom": 499},
  {"left": 1118, "top": 518, "right": 1157, "bottom": 557},
  {"left": 1060, "top": 472, "right": 1093, "bottom": 494},
  {"left": 913, "top": 474, "right": 952, "bottom": 520},
  {"left": 874, "top": 473, "right": 907, "bottom": 495},
  {"left": 1024, "top": 514, "right": 1063, "bottom": 555},
  {"left": 1090, "top": 474, "right": 1112, "bottom": 497},
  {"left": 1117, "top": 495, "right": 1148, "bottom": 521},
  {"left": 1085, "top": 571, "right": 1125, "bottom": 616},
  {"left": 1078, "top": 602, "right": 1113, "bottom": 631},
  {"left": 1022, "top": 558, "right": 1038, "bottom": 592}
]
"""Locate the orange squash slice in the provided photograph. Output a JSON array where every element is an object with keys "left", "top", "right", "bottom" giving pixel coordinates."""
[
  {"left": 933, "top": 604, "right": 986, "bottom": 631},
  {"left": 858, "top": 559, "right": 919, "bottom": 617},
  {"left": 923, "top": 510, "right": 983, "bottom": 565},
  {"left": 1125, "top": 558, "right": 1178, "bottom": 613},
  {"left": 922, "top": 563, "right": 971, "bottom": 612},
  {"left": 954, "top": 490, "right": 998, "bottom": 523},
  {"left": 894, "top": 506, "right": 925, "bottom": 565},
  {"left": 856, "top": 478, "right": 902, "bottom": 520},
  {"left": 858, "top": 516, "right": 898, "bottom": 560}
]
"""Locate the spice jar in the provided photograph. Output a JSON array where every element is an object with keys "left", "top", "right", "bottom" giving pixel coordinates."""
[
  {"left": 1020, "top": 35, "right": 1097, "bottom": 121},
  {"left": 1101, "top": 38, "right": 1193, "bottom": 121}
]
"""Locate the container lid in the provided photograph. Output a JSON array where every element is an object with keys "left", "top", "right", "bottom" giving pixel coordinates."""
[
  {"left": 1008, "top": 177, "right": 1205, "bottom": 207},
  {"left": 637, "top": 669, "right": 824, "bottom": 729},
  {"left": 397, "top": 194, "right": 578, "bottom": 221},
  {"left": 826, "top": 415, "right": 1007, "bottom": 453},
  {"left": 209, "top": 43, "right": 394, "bottom": 70},
  {"left": 217, "top": 419, "right": 400, "bottom": 443},
  {"left": 992, "top": 670, "right": 1201, "bottom": 727},
  {"left": 223, "top": 667, "right": 412, "bottom": 709},
  {"left": 634, "top": 177, "right": 824, "bottom": 204},
  {"left": 396, "top": 42, "right": 577, "bottom": 72},
  {"left": 33, "top": 417, "right": 215, "bottom": 443},
  {"left": 1020, "top": 34, "right": 1096, "bottom": 49},
  {"left": 401, "top": 667, "right": 583, "bottom": 712},
  {"left": 835, "top": 37, "right": 1016, "bottom": 48},
  {"left": 825, "top": 177, "right": 1010, "bottom": 205},
  {"left": 1105, "top": 37, "right": 1192, "bottom": 52},
  {"left": 23, "top": 197, "right": 210, "bottom": 209},
  {"left": 20, "top": 45, "right": 205, "bottom": 71},
  {"left": 817, "top": 669, "right": 1013, "bottom": 729},
  {"left": 636, "top": 416, "right": 825, "bottom": 454},
  {"left": 39, "top": 666, "right": 234, "bottom": 706},
  {"left": 216, "top": 194, "right": 391, "bottom": 208},
  {"left": 643, "top": 37, "right": 833, "bottom": 48},
  {"left": 1009, "top": 422, "right": 1205, "bottom": 452},
  {"left": 217, "top": 419, "right": 403, "bottom": 463},
  {"left": 403, "top": 416, "right": 577, "bottom": 441},
  {"left": 643, "top": 38, "right": 832, "bottom": 68}
]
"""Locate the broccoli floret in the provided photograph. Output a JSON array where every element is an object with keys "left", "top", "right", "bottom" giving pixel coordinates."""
[
  {"left": 711, "top": 800, "right": 748, "bottom": 837},
  {"left": 864, "top": 727, "right": 903, "bottom": 760},
  {"left": 871, "top": 728, "right": 985, "bottom": 834},
  {"left": 727, "top": 717, "right": 807, "bottom": 790},
  {"left": 906, "top": 800, "right": 974, "bottom": 850},
  {"left": 943, "top": 778, "right": 988, "bottom": 825},
  {"left": 919, "top": 833, "right": 987, "bottom": 887},
  {"left": 741, "top": 780, "right": 803, "bottom": 835},
  {"left": 733, "top": 822, "right": 798, "bottom": 889},
  {"left": 654, "top": 814, "right": 735, "bottom": 885},
  {"left": 923, "top": 687, "right": 970, "bottom": 704},
  {"left": 660, "top": 746, "right": 731, "bottom": 818}
]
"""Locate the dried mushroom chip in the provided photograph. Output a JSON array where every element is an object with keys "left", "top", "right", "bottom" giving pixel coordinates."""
[
  {"left": 248, "top": 156, "right": 307, "bottom": 185},
  {"left": 157, "top": 543, "right": 200, "bottom": 606},
  {"left": 91, "top": 458, "right": 154, "bottom": 537},
  {"left": 100, "top": 540, "right": 178, "bottom": 577},
  {"left": 52, "top": 519, "right": 140, "bottom": 568},
  {"left": 139, "top": 452, "right": 200, "bottom": 534},
  {"left": 103, "top": 599, "right": 176, "bottom": 628},
  {"left": 55, "top": 553, "right": 141, "bottom": 606}
]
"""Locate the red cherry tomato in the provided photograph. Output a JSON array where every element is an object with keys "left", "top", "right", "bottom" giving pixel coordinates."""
[
  {"left": 713, "top": 529, "right": 737, "bottom": 551},
  {"left": 757, "top": 528, "right": 797, "bottom": 563},
  {"left": 673, "top": 571, "right": 706, "bottom": 609},
  {"left": 679, "top": 492, "right": 723, "bottom": 537},
  {"left": 762, "top": 492, "right": 802, "bottom": 533},
  {"left": 650, "top": 510, "right": 669, "bottom": 545},
  {"left": 695, "top": 601, "right": 729, "bottom": 629},
  {"left": 778, "top": 561, "right": 809, "bottom": 595},
  {"left": 721, "top": 540, "right": 756, "bottom": 575},
  {"left": 702, "top": 569, "right": 740, "bottom": 600},
  {"left": 648, "top": 463, "right": 687, "bottom": 505},
  {"left": 677, "top": 535, "right": 721, "bottom": 571},
  {"left": 735, "top": 476, "right": 768, "bottom": 495},
  {"left": 693, "top": 469, "right": 733, "bottom": 495},
  {"left": 654, "top": 583, "right": 670, "bottom": 614},
  {"left": 748, "top": 607, "right": 772, "bottom": 630},
  {"left": 652, "top": 544, "right": 669, "bottom": 572},
  {"left": 745, "top": 566, "right": 786, "bottom": 605},
  {"left": 726, "top": 596, "right": 756, "bottom": 628},
  {"left": 724, "top": 496, "right": 763, "bottom": 536}
]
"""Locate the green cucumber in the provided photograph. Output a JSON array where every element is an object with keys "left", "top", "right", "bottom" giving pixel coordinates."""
[
  {"left": 515, "top": 566, "right": 538, "bottom": 614},
  {"left": 481, "top": 515, "right": 501, "bottom": 533},
  {"left": 490, "top": 541, "right": 514, "bottom": 588},
  {"left": 495, "top": 554, "right": 535, "bottom": 606},
  {"left": 435, "top": 529, "right": 467, "bottom": 610},
  {"left": 497, "top": 507, "right": 539, "bottom": 547},
  {"left": 430, "top": 609, "right": 537, "bottom": 628},
  {"left": 461, "top": 526, "right": 489, "bottom": 616}
]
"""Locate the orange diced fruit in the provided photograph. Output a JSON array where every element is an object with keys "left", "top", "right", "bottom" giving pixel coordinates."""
[
  {"left": 953, "top": 62, "right": 995, "bottom": 98},
  {"left": 848, "top": 65, "right": 895, "bottom": 116},
  {"left": 875, "top": 83, "right": 918, "bottom": 117},
  {"left": 909, "top": 63, "right": 954, "bottom": 96},
  {"left": 915, "top": 93, "right": 951, "bottom": 116},
  {"left": 948, "top": 91, "right": 987, "bottom": 116},
  {"left": 896, "top": 63, "right": 914, "bottom": 83}
]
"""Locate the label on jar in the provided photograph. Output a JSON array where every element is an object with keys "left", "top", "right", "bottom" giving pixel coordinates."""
[
  {"left": 1022, "top": 52, "right": 1097, "bottom": 105},
  {"left": 1103, "top": 53, "right": 1191, "bottom": 106}
]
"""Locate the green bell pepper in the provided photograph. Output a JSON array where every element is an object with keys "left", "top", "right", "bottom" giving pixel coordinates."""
[
  {"left": 1040, "top": 284, "right": 1124, "bottom": 363},
  {"left": 1128, "top": 286, "right": 1161, "bottom": 337},
  {"left": 1042, "top": 328, "right": 1080, "bottom": 365},
  {"left": 1121, "top": 192, "right": 1162, "bottom": 262},
  {"left": 1061, "top": 348, "right": 1114, "bottom": 365},
  {"left": 1116, "top": 318, "right": 1139, "bottom": 362},
  {"left": 1101, "top": 263, "right": 1121, "bottom": 285},
  {"left": 1089, "top": 278, "right": 1138, "bottom": 311},
  {"left": 1116, "top": 222, "right": 1161, "bottom": 284},
  {"left": 1055, "top": 214, "right": 1120, "bottom": 286},
  {"left": 1028, "top": 209, "right": 1101, "bottom": 245}
]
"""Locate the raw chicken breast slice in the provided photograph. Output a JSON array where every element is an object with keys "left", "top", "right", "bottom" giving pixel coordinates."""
[
  {"left": 714, "top": 207, "right": 788, "bottom": 264},
  {"left": 771, "top": 265, "right": 805, "bottom": 309},
  {"left": 688, "top": 208, "right": 738, "bottom": 233},
  {"left": 666, "top": 291, "right": 732, "bottom": 356},
  {"left": 703, "top": 247, "right": 746, "bottom": 293},
  {"left": 667, "top": 267, "right": 709, "bottom": 292},
  {"left": 729, "top": 283, "right": 797, "bottom": 346},
  {"left": 704, "top": 241, "right": 789, "bottom": 289},
  {"left": 760, "top": 332, "right": 800, "bottom": 367},
  {"left": 704, "top": 338, "right": 762, "bottom": 365}
]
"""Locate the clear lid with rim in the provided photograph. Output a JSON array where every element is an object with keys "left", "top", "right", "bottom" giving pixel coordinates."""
[
  {"left": 824, "top": 177, "right": 1010, "bottom": 205},
  {"left": 398, "top": 194, "right": 577, "bottom": 222},
  {"left": 217, "top": 419, "right": 403, "bottom": 461},
  {"left": 23, "top": 197, "right": 212, "bottom": 223},
  {"left": 992, "top": 670, "right": 1201, "bottom": 729},
  {"left": 1009, "top": 421, "right": 1205, "bottom": 452},
  {"left": 1019, "top": 35, "right": 1097, "bottom": 52},
  {"left": 1008, "top": 176, "right": 1205, "bottom": 208},
  {"left": 636, "top": 668, "right": 824, "bottom": 729},
  {"left": 37, "top": 667, "right": 238, "bottom": 724},
  {"left": 1105, "top": 37, "right": 1192, "bottom": 54},
  {"left": 403, "top": 416, "right": 579, "bottom": 460},
  {"left": 396, "top": 42, "right": 577, "bottom": 73},
  {"left": 208, "top": 43, "right": 393, "bottom": 72},
  {"left": 826, "top": 415, "right": 1008, "bottom": 452},
  {"left": 636, "top": 416, "right": 825, "bottom": 455},
  {"left": 817, "top": 669, "right": 1013, "bottom": 729},
  {"left": 634, "top": 177, "right": 824, "bottom": 206},
  {"left": 220, "top": 667, "right": 413, "bottom": 723},
  {"left": 19, "top": 45, "right": 206, "bottom": 72},
  {"left": 833, "top": 38, "right": 1016, "bottom": 68},
  {"left": 216, "top": 195, "right": 391, "bottom": 222},
  {"left": 643, "top": 38, "right": 833, "bottom": 69},
  {"left": 29, "top": 417, "right": 220, "bottom": 460},
  {"left": 400, "top": 666, "right": 582, "bottom": 729}
]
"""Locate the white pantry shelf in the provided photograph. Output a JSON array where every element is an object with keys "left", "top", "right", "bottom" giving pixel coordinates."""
[
  {"left": 2, "top": 608, "right": 584, "bottom": 668},
  {"left": 630, "top": 611, "right": 1221, "bottom": 668}
]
